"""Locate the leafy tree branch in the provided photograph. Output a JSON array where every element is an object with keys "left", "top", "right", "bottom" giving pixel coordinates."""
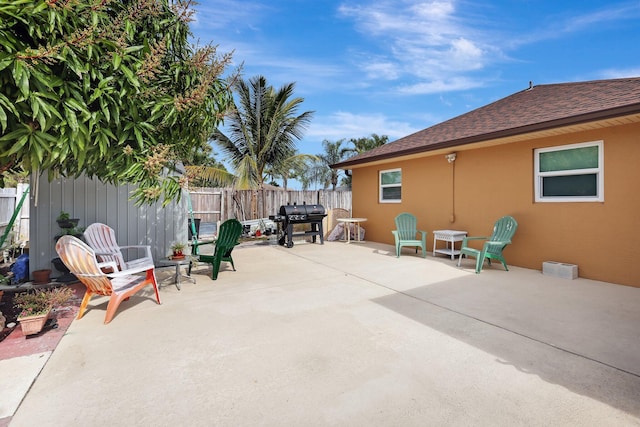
[{"left": 0, "top": 0, "right": 236, "bottom": 205}]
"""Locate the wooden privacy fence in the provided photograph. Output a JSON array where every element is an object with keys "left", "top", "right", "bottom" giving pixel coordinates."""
[{"left": 188, "top": 188, "right": 352, "bottom": 222}]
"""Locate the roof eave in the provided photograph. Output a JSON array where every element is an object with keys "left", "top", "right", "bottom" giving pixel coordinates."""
[{"left": 331, "top": 103, "right": 640, "bottom": 169}]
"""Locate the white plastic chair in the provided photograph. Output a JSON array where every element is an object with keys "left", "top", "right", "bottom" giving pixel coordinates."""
[{"left": 83, "top": 223, "right": 154, "bottom": 272}]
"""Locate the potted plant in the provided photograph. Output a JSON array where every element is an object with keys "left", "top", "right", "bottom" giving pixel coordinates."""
[
  {"left": 32, "top": 269, "right": 52, "bottom": 285},
  {"left": 61, "top": 226, "right": 85, "bottom": 238},
  {"left": 54, "top": 211, "right": 85, "bottom": 241},
  {"left": 56, "top": 211, "right": 80, "bottom": 229},
  {"left": 171, "top": 242, "right": 186, "bottom": 259},
  {"left": 255, "top": 219, "right": 266, "bottom": 237},
  {"left": 14, "top": 287, "right": 75, "bottom": 336}
]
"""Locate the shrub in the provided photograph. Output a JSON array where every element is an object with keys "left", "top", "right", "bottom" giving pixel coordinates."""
[{"left": 14, "top": 287, "right": 75, "bottom": 318}]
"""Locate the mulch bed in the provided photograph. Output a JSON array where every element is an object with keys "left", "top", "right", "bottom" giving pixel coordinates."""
[
  {"left": 0, "top": 289, "right": 23, "bottom": 342},
  {"left": 0, "top": 282, "right": 84, "bottom": 359}
]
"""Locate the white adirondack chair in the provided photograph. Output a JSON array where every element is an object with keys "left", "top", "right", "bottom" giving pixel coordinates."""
[{"left": 83, "top": 223, "right": 154, "bottom": 272}]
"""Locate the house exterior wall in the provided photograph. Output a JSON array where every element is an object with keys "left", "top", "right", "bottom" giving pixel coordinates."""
[
  {"left": 351, "top": 121, "right": 640, "bottom": 287},
  {"left": 29, "top": 173, "right": 188, "bottom": 278}
]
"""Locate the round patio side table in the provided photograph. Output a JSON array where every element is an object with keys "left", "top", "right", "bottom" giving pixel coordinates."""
[
  {"left": 337, "top": 218, "right": 368, "bottom": 243},
  {"left": 158, "top": 258, "right": 195, "bottom": 290}
]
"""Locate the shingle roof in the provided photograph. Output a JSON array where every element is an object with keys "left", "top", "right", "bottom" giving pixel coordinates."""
[{"left": 333, "top": 77, "right": 640, "bottom": 168}]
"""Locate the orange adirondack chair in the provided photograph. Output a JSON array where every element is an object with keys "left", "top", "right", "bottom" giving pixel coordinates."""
[{"left": 56, "top": 235, "right": 161, "bottom": 324}]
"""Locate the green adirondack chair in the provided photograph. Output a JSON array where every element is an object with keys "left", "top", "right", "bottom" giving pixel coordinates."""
[
  {"left": 391, "top": 213, "right": 427, "bottom": 258},
  {"left": 457, "top": 215, "right": 518, "bottom": 273},
  {"left": 188, "top": 218, "right": 243, "bottom": 280}
]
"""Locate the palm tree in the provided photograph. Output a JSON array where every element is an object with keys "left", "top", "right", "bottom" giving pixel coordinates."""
[
  {"left": 298, "top": 157, "right": 330, "bottom": 190},
  {"left": 212, "top": 75, "right": 314, "bottom": 190},
  {"left": 316, "top": 139, "right": 350, "bottom": 190},
  {"left": 339, "top": 134, "right": 389, "bottom": 189},
  {"left": 265, "top": 153, "right": 318, "bottom": 190},
  {"left": 183, "top": 142, "right": 236, "bottom": 188}
]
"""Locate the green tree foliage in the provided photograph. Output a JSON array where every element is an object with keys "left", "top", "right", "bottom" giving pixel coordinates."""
[
  {"left": 0, "top": 0, "right": 234, "bottom": 205},
  {"left": 212, "top": 75, "right": 314, "bottom": 189},
  {"left": 315, "top": 139, "right": 350, "bottom": 190},
  {"left": 297, "top": 135, "right": 389, "bottom": 190},
  {"left": 297, "top": 156, "right": 327, "bottom": 190},
  {"left": 182, "top": 143, "right": 235, "bottom": 188},
  {"left": 339, "top": 133, "right": 389, "bottom": 188},
  {"left": 264, "top": 154, "right": 317, "bottom": 190},
  {"left": 345, "top": 133, "right": 389, "bottom": 156}
]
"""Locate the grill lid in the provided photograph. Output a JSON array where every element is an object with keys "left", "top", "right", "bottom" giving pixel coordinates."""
[{"left": 279, "top": 202, "right": 326, "bottom": 217}]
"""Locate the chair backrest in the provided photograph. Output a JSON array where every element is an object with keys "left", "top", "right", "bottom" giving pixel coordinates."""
[
  {"left": 56, "top": 235, "right": 114, "bottom": 296},
  {"left": 84, "top": 223, "right": 126, "bottom": 270},
  {"left": 487, "top": 216, "right": 518, "bottom": 255},
  {"left": 394, "top": 213, "right": 418, "bottom": 240},
  {"left": 215, "top": 219, "right": 243, "bottom": 256}
]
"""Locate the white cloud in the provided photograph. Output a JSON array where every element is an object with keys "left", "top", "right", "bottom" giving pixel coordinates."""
[
  {"left": 505, "top": 2, "right": 640, "bottom": 48},
  {"left": 191, "top": 1, "right": 268, "bottom": 31},
  {"left": 338, "top": 1, "right": 496, "bottom": 91},
  {"left": 598, "top": 67, "right": 640, "bottom": 79},
  {"left": 193, "top": 1, "right": 494, "bottom": 97},
  {"left": 561, "top": 3, "right": 640, "bottom": 32},
  {"left": 449, "top": 38, "right": 484, "bottom": 69},
  {"left": 190, "top": 3, "right": 352, "bottom": 95},
  {"left": 362, "top": 61, "right": 401, "bottom": 80},
  {"left": 306, "top": 112, "right": 420, "bottom": 141},
  {"left": 397, "top": 76, "right": 484, "bottom": 95},
  {"left": 412, "top": 1, "right": 454, "bottom": 19},
  {"left": 338, "top": 1, "right": 640, "bottom": 95}
]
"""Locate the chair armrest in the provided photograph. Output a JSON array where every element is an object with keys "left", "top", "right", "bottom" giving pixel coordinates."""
[
  {"left": 191, "top": 240, "right": 216, "bottom": 248},
  {"left": 119, "top": 245, "right": 153, "bottom": 259},
  {"left": 94, "top": 250, "right": 119, "bottom": 257},
  {"left": 190, "top": 240, "right": 216, "bottom": 256},
  {"left": 97, "top": 261, "right": 118, "bottom": 270},
  {"left": 124, "top": 257, "right": 155, "bottom": 271},
  {"left": 107, "top": 262, "right": 154, "bottom": 278},
  {"left": 461, "top": 236, "right": 489, "bottom": 248},
  {"left": 97, "top": 261, "right": 119, "bottom": 274},
  {"left": 483, "top": 240, "right": 511, "bottom": 248}
]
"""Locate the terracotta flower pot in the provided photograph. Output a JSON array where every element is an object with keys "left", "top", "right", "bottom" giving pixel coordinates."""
[
  {"left": 18, "top": 311, "right": 51, "bottom": 336},
  {"left": 32, "top": 269, "right": 51, "bottom": 285}
]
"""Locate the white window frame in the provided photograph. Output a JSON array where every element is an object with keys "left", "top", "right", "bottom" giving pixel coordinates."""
[
  {"left": 379, "top": 168, "right": 402, "bottom": 203},
  {"left": 534, "top": 140, "right": 604, "bottom": 203}
]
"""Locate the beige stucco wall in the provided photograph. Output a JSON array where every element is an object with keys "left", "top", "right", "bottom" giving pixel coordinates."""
[{"left": 351, "top": 121, "right": 640, "bottom": 287}]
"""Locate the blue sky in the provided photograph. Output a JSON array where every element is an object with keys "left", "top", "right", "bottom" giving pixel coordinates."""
[{"left": 190, "top": 0, "right": 640, "bottom": 187}]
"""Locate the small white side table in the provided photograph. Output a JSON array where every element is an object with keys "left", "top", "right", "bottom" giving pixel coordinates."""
[
  {"left": 337, "top": 218, "right": 367, "bottom": 243},
  {"left": 433, "top": 230, "right": 467, "bottom": 260}
]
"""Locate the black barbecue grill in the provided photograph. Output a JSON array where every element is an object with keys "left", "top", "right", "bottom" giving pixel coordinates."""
[{"left": 269, "top": 202, "right": 327, "bottom": 248}]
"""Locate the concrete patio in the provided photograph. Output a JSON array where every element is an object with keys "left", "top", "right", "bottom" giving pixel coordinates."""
[{"left": 5, "top": 240, "right": 640, "bottom": 426}]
